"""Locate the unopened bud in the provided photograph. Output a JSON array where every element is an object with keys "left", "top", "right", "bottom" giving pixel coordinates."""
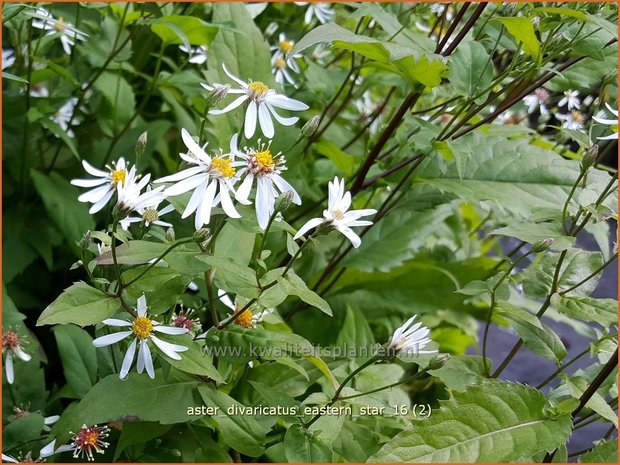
[
  {"left": 135, "top": 131, "right": 148, "bottom": 158},
  {"left": 314, "top": 220, "right": 336, "bottom": 236},
  {"left": 165, "top": 227, "right": 176, "bottom": 242},
  {"left": 112, "top": 202, "right": 131, "bottom": 220},
  {"left": 274, "top": 191, "right": 294, "bottom": 213},
  {"left": 193, "top": 228, "right": 210, "bottom": 243},
  {"left": 531, "top": 238, "right": 553, "bottom": 253},
  {"left": 580, "top": 145, "right": 598, "bottom": 171},
  {"left": 302, "top": 115, "right": 320, "bottom": 138},
  {"left": 264, "top": 22, "right": 278, "bottom": 38},
  {"left": 78, "top": 230, "right": 92, "bottom": 249},
  {"left": 205, "top": 84, "right": 230, "bottom": 107},
  {"left": 428, "top": 353, "right": 451, "bottom": 370}
]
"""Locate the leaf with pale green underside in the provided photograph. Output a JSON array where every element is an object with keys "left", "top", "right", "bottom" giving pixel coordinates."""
[
  {"left": 491, "top": 221, "right": 576, "bottom": 251},
  {"left": 565, "top": 376, "right": 617, "bottom": 426},
  {"left": 277, "top": 272, "right": 332, "bottom": 316},
  {"left": 369, "top": 380, "right": 572, "bottom": 462},
  {"left": 53, "top": 325, "right": 97, "bottom": 398},
  {"left": 551, "top": 294, "right": 617, "bottom": 326},
  {"left": 198, "top": 386, "right": 266, "bottom": 457},
  {"left": 428, "top": 355, "right": 489, "bottom": 391},
  {"left": 580, "top": 440, "right": 618, "bottom": 463},
  {"left": 37, "top": 282, "right": 120, "bottom": 327},
  {"left": 284, "top": 424, "right": 332, "bottom": 463}
]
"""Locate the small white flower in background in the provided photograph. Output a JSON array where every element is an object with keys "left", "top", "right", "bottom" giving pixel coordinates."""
[
  {"left": 115, "top": 173, "right": 166, "bottom": 218},
  {"left": 179, "top": 44, "right": 208, "bottom": 64},
  {"left": 582, "top": 95, "right": 595, "bottom": 107},
  {"left": 294, "top": 2, "right": 335, "bottom": 25},
  {"left": 92, "top": 295, "right": 189, "bottom": 380},
  {"left": 495, "top": 109, "right": 526, "bottom": 126},
  {"left": 523, "top": 88, "right": 550, "bottom": 115},
  {"left": 430, "top": 3, "right": 455, "bottom": 20},
  {"left": 592, "top": 103, "right": 618, "bottom": 140},
  {"left": 556, "top": 110, "right": 586, "bottom": 131},
  {"left": 30, "top": 83, "right": 49, "bottom": 98},
  {"left": 310, "top": 43, "right": 331, "bottom": 65},
  {"left": 50, "top": 98, "right": 80, "bottom": 138},
  {"left": 2, "top": 49, "right": 15, "bottom": 70},
  {"left": 154, "top": 129, "right": 242, "bottom": 230},
  {"left": 31, "top": 7, "right": 87, "bottom": 56},
  {"left": 387, "top": 315, "right": 437, "bottom": 356},
  {"left": 271, "top": 33, "right": 302, "bottom": 87},
  {"left": 218, "top": 289, "right": 272, "bottom": 328},
  {"left": 558, "top": 89, "right": 581, "bottom": 111},
  {"left": 119, "top": 187, "right": 174, "bottom": 230},
  {"left": 71, "top": 157, "right": 133, "bottom": 214},
  {"left": 353, "top": 91, "right": 382, "bottom": 134},
  {"left": 203, "top": 64, "right": 309, "bottom": 139},
  {"left": 294, "top": 177, "right": 376, "bottom": 248},
  {"left": 2, "top": 330, "right": 31, "bottom": 384},
  {"left": 39, "top": 424, "right": 111, "bottom": 461},
  {"left": 231, "top": 135, "right": 301, "bottom": 229}
]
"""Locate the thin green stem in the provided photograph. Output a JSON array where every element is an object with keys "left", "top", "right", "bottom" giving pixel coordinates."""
[
  {"left": 338, "top": 367, "right": 430, "bottom": 401},
  {"left": 124, "top": 238, "right": 195, "bottom": 287}
]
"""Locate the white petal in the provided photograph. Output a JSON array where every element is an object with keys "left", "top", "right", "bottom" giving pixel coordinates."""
[
  {"left": 272, "top": 175, "right": 301, "bottom": 205},
  {"left": 82, "top": 159, "right": 109, "bottom": 177},
  {"left": 267, "top": 94, "right": 309, "bottom": 111},
  {"left": 71, "top": 177, "right": 108, "bottom": 188},
  {"left": 219, "top": 290, "right": 236, "bottom": 310},
  {"left": 102, "top": 318, "right": 132, "bottom": 327},
  {"left": 119, "top": 338, "right": 138, "bottom": 379},
  {"left": 159, "top": 204, "right": 176, "bottom": 215},
  {"left": 153, "top": 325, "right": 189, "bottom": 335},
  {"left": 39, "top": 440, "right": 58, "bottom": 458},
  {"left": 222, "top": 63, "right": 248, "bottom": 88},
  {"left": 44, "top": 415, "right": 60, "bottom": 425},
  {"left": 14, "top": 346, "right": 31, "bottom": 362},
  {"left": 78, "top": 184, "right": 112, "bottom": 203},
  {"left": 196, "top": 180, "right": 218, "bottom": 228},
  {"left": 165, "top": 173, "right": 209, "bottom": 197},
  {"left": 209, "top": 95, "right": 248, "bottom": 115},
  {"left": 143, "top": 342, "right": 155, "bottom": 378},
  {"left": 183, "top": 181, "right": 207, "bottom": 218},
  {"left": 181, "top": 128, "right": 209, "bottom": 161},
  {"left": 89, "top": 189, "right": 115, "bottom": 214},
  {"left": 150, "top": 335, "right": 187, "bottom": 360},
  {"left": 266, "top": 104, "right": 299, "bottom": 126},
  {"left": 137, "top": 340, "right": 145, "bottom": 374},
  {"left": 219, "top": 182, "right": 241, "bottom": 218},
  {"left": 337, "top": 225, "right": 362, "bottom": 248},
  {"left": 256, "top": 178, "right": 273, "bottom": 229},
  {"left": 2, "top": 454, "right": 19, "bottom": 463},
  {"left": 155, "top": 165, "right": 205, "bottom": 184},
  {"left": 5, "top": 352, "right": 14, "bottom": 384},
  {"left": 293, "top": 217, "right": 324, "bottom": 240},
  {"left": 137, "top": 295, "right": 148, "bottom": 316},
  {"left": 245, "top": 100, "right": 258, "bottom": 139},
  {"left": 235, "top": 174, "right": 254, "bottom": 204},
  {"left": 92, "top": 331, "right": 132, "bottom": 347},
  {"left": 257, "top": 103, "right": 275, "bottom": 138}
]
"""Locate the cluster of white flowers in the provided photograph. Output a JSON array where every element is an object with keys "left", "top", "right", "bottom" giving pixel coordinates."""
[
  {"left": 270, "top": 33, "right": 302, "bottom": 86},
  {"left": 31, "top": 7, "right": 87, "bottom": 56}
]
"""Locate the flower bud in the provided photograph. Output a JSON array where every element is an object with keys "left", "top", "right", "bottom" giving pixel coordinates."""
[
  {"left": 580, "top": 145, "right": 598, "bottom": 171},
  {"left": 135, "top": 131, "right": 148, "bottom": 158},
  {"left": 193, "top": 228, "right": 210, "bottom": 243},
  {"left": 531, "top": 238, "right": 553, "bottom": 253},
  {"left": 205, "top": 84, "right": 230, "bottom": 107},
  {"left": 264, "top": 22, "right": 278, "bottom": 38},
  {"left": 78, "top": 230, "right": 92, "bottom": 250},
  {"left": 314, "top": 220, "right": 336, "bottom": 236},
  {"left": 165, "top": 227, "right": 176, "bottom": 242},
  {"left": 301, "top": 115, "right": 320, "bottom": 138},
  {"left": 428, "top": 353, "right": 451, "bottom": 370},
  {"left": 274, "top": 191, "right": 294, "bottom": 213}
]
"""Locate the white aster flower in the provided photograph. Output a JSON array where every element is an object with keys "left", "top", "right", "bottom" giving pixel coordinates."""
[
  {"left": 119, "top": 190, "right": 175, "bottom": 230},
  {"left": 31, "top": 8, "right": 87, "bottom": 56},
  {"left": 294, "top": 2, "right": 335, "bottom": 24},
  {"left": 30, "top": 83, "right": 49, "bottom": 98},
  {"left": 203, "top": 64, "right": 309, "bottom": 139},
  {"left": 2, "top": 330, "right": 31, "bottom": 384},
  {"left": 2, "top": 49, "right": 15, "bottom": 70},
  {"left": 179, "top": 44, "right": 208, "bottom": 64},
  {"left": 171, "top": 305, "right": 201, "bottom": 334},
  {"left": 293, "top": 177, "right": 376, "bottom": 248},
  {"left": 231, "top": 135, "right": 301, "bottom": 229},
  {"left": 50, "top": 98, "right": 79, "bottom": 137},
  {"left": 430, "top": 3, "right": 455, "bottom": 20},
  {"left": 387, "top": 315, "right": 437, "bottom": 356},
  {"left": 218, "top": 289, "right": 272, "bottom": 328},
  {"left": 558, "top": 89, "right": 581, "bottom": 111},
  {"left": 523, "top": 88, "right": 550, "bottom": 115},
  {"left": 592, "top": 103, "right": 618, "bottom": 140},
  {"left": 39, "top": 424, "right": 110, "bottom": 462},
  {"left": 271, "top": 33, "right": 302, "bottom": 87},
  {"left": 311, "top": 43, "right": 331, "bottom": 65},
  {"left": 154, "top": 129, "right": 242, "bottom": 230},
  {"left": 71, "top": 157, "right": 133, "bottom": 214},
  {"left": 353, "top": 91, "right": 382, "bottom": 134},
  {"left": 92, "top": 295, "right": 188, "bottom": 380},
  {"left": 115, "top": 173, "right": 166, "bottom": 218},
  {"left": 556, "top": 110, "right": 586, "bottom": 131}
]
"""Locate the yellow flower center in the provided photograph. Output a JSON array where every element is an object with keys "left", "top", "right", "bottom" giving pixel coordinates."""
[
  {"left": 211, "top": 157, "right": 236, "bottom": 178},
  {"left": 255, "top": 148, "right": 275, "bottom": 171},
  {"left": 112, "top": 169, "right": 126, "bottom": 185},
  {"left": 331, "top": 209, "right": 345, "bottom": 221},
  {"left": 275, "top": 57, "right": 287, "bottom": 69},
  {"left": 571, "top": 110, "right": 585, "bottom": 123},
  {"left": 132, "top": 316, "right": 153, "bottom": 340},
  {"left": 54, "top": 17, "right": 67, "bottom": 32},
  {"left": 280, "top": 40, "right": 294, "bottom": 53},
  {"left": 235, "top": 309, "right": 254, "bottom": 328},
  {"left": 248, "top": 81, "right": 269, "bottom": 100},
  {"left": 142, "top": 208, "right": 159, "bottom": 223}
]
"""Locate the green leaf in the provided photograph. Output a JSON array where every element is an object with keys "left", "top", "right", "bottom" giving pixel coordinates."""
[
  {"left": 52, "top": 325, "right": 97, "bottom": 398},
  {"left": 37, "top": 282, "right": 120, "bottom": 327},
  {"left": 1, "top": 413, "right": 45, "bottom": 449},
  {"left": 38, "top": 117, "right": 80, "bottom": 159},
  {"left": 496, "top": 17, "right": 541, "bottom": 61},
  {"left": 154, "top": 333, "right": 224, "bottom": 383},
  {"left": 522, "top": 250, "right": 604, "bottom": 299},
  {"left": 114, "top": 422, "right": 172, "bottom": 461},
  {"left": 427, "top": 355, "right": 488, "bottom": 391},
  {"left": 196, "top": 255, "right": 259, "bottom": 299},
  {"left": 249, "top": 380, "right": 300, "bottom": 416},
  {"left": 491, "top": 221, "right": 575, "bottom": 251},
  {"left": 336, "top": 305, "right": 375, "bottom": 349},
  {"left": 122, "top": 267, "right": 192, "bottom": 314},
  {"left": 532, "top": 7, "right": 588, "bottom": 22},
  {"left": 93, "top": 71, "right": 136, "bottom": 136},
  {"left": 149, "top": 16, "right": 219, "bottom": 47},
  {"left": 580, "top": 440, "right": 618, "bottom": 463},
  {"left": 369, "top": 380, "right": 572, "bottom": 462},
  {"left": 495, "top": 302, "right": 566, "bottom": 363},
  {"left": 277, "top": 272, "right": 332, "bottom": 316},
  {"left": 550, "top": 294, "right": 617, "bottom": 326},
  {"left": 565, "top": 376, "right": 617, "bottom": 426},
  {"left": 198, "top": 386, "right": 266, "bottom": 457},
  {"left": 448, "top": 41, "right": 494, "bottom": 100},
  {"left": 214, "top": 223, "right": 255, "bottom": 266},
  {"left": 314, "top": 141, "right": 356, "bottom": 176},
  {"left": 30, "top": 170, "right": 95, "bottom": 246},
  {"left": 284, "top": 424, "right": 332, "bottom": 462},
  {"left": 51, "top": 372, "right": 203, "bottom": 443}
]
